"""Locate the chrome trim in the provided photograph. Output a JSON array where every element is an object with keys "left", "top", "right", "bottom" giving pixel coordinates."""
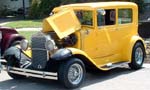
[
  {"left": 32, "top": 48, "right": 47, "bottom": 51},
  {"left": 0, "top": 59, "right": 7, "bottom": 65},
  {"left": 68, "top": 63, "right": 83, "bottom": 85},
  {"left": 135, "top": 47, "right": 144, "bottom": 65},
  {"left": 7, "top": 67, "right": 58, "bottom": 80},
  {"left": 101, "top": 61, "right": 129, "bottom": 70}
]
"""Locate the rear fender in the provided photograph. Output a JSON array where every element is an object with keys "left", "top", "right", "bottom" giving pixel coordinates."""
[{"left": 122, "top": 35, "right": 146, "bottom": 62}]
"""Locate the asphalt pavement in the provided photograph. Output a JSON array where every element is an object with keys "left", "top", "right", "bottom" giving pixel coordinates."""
[{"left": 0, "top": 64, "right": 150, "bottom": 90}]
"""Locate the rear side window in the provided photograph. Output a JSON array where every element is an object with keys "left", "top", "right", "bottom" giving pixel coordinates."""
[{"left": 118, "top": 9, "right": 132, "bottom": 24}]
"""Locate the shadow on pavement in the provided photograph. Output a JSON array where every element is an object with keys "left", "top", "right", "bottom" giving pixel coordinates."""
[{"left": 0, "top": 67, "right": 143, "bottom": 90}]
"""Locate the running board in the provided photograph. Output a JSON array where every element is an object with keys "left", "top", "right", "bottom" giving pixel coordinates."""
[
  {"left": 100, "top": 61, "right": 128, "bottom": 70},
  {"left": 6, "top": 67, "right": 58, "bottom": 80}
]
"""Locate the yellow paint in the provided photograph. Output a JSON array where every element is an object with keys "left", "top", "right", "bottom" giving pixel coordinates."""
[
  {"left": 41, "top": 2, "right": 145, "bottom": 70},
  {"left": 22, "top": 49, "right": 32, "bottom": 58},
  {"left": 42, "top": 9, "right": 81, "bottom": 39},
  {"left": 15, "top": 45, "right": 32, "bottom": 58}
]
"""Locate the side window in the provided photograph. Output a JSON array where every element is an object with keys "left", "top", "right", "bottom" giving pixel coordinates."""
[
  {"left": 75, "top": 10, "right": 93, "bottom": 26},
  {"left": 118, "top": 9, "right": 132, "bottom": 24},
  {"left": 97, "top": 9, "right": 116, "bottom": 26}
]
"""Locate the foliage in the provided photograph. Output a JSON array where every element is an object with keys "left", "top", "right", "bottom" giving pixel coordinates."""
[
  {"left": 29, "top": 0, "right": 62, "bottom": 19},
  {"left": 28, "top": 0, "right": 146, "bottom": 19},
  {"left": 0, "top": 6, "right": 14, "bottom": 17},
  {"left": 28, "top": 0, "right": 41, "bottom": 19},
  {"left": 131, "top": 0, "right": 145, "bottom": 13},
  {"left": 28, "top": 0, "right": 79, "bottom": 19},
  {"left": 38, "top": 0, "right": 61, "bottom": 17}
]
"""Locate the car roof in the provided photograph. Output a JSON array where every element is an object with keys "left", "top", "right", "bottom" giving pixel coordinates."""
[{"left": 60, "top": 2, "right": 137, "bottom": 9}]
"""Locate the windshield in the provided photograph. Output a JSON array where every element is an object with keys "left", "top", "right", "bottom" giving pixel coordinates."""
[{"left": 75, "top": 10, "right": 93, "bottom": 26}]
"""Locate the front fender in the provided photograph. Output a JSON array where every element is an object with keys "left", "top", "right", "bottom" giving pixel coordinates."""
[
  {"left": 51, "top": 48, "right": 102, "bottom": 69},
  {"left": 123, "top": 35, "right": 145, "bottom": 62},
  {"left": 51, "top": 49, "right": 72, "bottom": 60},
  {"left": 2, "top": 34, "right": 25, "bottom": 54},
  {"left": 67, "top": 48, "right": 101, "bottom": 69}
]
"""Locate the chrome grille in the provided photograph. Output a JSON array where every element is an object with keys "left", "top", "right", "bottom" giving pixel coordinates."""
[{"left": 31, "top": 32, "right": 48, "bottom": 70}]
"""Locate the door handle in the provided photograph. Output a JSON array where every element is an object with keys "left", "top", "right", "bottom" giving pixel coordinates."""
[{"left": 85, "top": 30, "right": 90, "bottom": 35}]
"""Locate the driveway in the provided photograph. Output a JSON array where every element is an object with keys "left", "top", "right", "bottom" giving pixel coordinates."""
[{"left": 0, "top": 64, "right": 150, "bottom": 90}]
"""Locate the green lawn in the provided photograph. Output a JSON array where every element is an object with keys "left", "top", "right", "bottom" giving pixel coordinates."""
[
  {"left": 18, "top": 31, "right": 38, "bottom": 42},
  {"left": 4, "top": 19, "right": 42, "bottom": 28}
]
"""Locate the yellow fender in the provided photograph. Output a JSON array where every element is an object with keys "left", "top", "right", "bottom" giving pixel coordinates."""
[
  {"left": 68, "top": 48, "right": 108, "bottom": 70},
  {"left": 122, "top": 35, "right": 146, "bottom": 62}
]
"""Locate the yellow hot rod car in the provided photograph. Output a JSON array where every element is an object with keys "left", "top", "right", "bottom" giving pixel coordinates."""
[{"left": 1, "top": 2, "right": 146, "bottom": 89}]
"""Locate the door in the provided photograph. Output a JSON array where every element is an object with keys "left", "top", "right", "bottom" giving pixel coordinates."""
[
  {"left": 109, "top": 8, "right": 133, "bottom": 56},
  {"left": 97, "top": 9, "right": 116, "bottom": 58},
  {"left": 107, "top": 8, "right": 134, "bottom": 62},
  {"left": 75, "top": 10, "right": 98, "bottom": 58},
  {"left": 82, "top": 9, "right": 115, "bottom": 66}
]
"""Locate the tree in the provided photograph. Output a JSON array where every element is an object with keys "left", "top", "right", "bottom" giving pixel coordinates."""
[
  {"left": 28, "top": 0, "right": 41, "bottom": 19},
  {"left": 29, "top": 0, "right": 145, "bottom": 19},
  {"left": 29, "top": 0, "right": 61, "bottom": 19},
  {"left": 131, "top": 0, "right": 145, "bottom": 13}
]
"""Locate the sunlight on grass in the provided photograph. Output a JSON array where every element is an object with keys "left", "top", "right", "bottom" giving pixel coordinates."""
[
  {"left": 18, "top": 31, "right": 38, "bottom": 42},
  {"left": 4, "top": 19, "right": 42, "bottom": 28}
]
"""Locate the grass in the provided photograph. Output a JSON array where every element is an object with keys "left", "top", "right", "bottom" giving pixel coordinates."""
[
  {"left": 4, "top": 19, "right": 42, "bottom": 28},
  {"left": 18, "top": 31, "right": 38, "bottom": 42}
]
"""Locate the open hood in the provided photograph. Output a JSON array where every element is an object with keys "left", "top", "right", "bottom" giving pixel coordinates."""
[{"left": 42, "top": 9, "right": 81, "bottom": 39}]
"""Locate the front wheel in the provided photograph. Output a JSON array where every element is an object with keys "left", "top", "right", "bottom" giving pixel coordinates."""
[
  {"left": 129, "top": 42, "right": 145, "bottom": 70},
  {"left": 6, "top": 55, "right": 25, "bottom": 79},
  {"left": 58, "top": 58, "right": 86, "bottom": 89}
]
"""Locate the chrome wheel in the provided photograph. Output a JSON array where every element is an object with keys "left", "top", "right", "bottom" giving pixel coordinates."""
[
  {"left": 129, "top": 42, "right": 145, "bottom": 70},
  {"left": 58, "top": 58, "right": 85, "bottom": 88},
  {"left": 135, "top": 47, "right": 144, "bottom": 65},
  {"left": 68, "top": 63, "right": 83, "bottom": 85}
]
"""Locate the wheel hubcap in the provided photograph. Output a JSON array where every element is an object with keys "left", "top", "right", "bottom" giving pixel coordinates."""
[
  {"left": 135, "top": 47, "right": 143, "bottom": 65},
  {"left": 68, "top": 63, "right": 83, "bottom": 85}
]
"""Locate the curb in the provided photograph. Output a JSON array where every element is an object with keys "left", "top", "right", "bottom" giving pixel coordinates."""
[{"left": 16, "top": 28, "right": 42, "bottom": 31}]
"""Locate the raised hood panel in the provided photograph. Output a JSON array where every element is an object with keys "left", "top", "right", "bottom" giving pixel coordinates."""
[{"left": 42, "top": 9, "right": 81, "bottom": 39}]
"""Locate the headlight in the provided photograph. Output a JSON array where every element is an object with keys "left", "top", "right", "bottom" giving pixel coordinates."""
[
  {"left": 45, "top": 40, "right": 55, "bottom": 51},
  {"left": 20, "top": 39, "right": 29, "bottom": 51}
]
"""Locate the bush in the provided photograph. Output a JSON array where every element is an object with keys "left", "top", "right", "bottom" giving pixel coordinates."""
[
  {"left": 29, "top": 0, "right": 146, "bottom": 19},
  {"left": 131, "top": 0, "right": 145, "bottom": 13},
  {"left": 28, "top": 0, "right": 41, "bottom": 19},
  {"left": 38, "top": 0, "right": 61, "bottom": 17},
  {"left": 28, "top": 0, "right": 61, "bottom": 19}
]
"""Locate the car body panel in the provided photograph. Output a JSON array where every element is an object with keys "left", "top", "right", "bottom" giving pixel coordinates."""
[
  {"left": 0, "top": 27, "right": 24, "bottom": 55},
  {"left": 42, "top": 9, "right": 81, "bottom": 39},
  {"left": 1, "top": 2, "right": 146, "bottom": 76},
  {"left": 23, "top": 2, "right": 144, "bottom": 70},
  {"left": 47, "top": 2, "right": 144, "bottom": 68}
]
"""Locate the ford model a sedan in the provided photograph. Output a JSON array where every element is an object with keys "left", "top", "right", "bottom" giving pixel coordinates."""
[{"left": 2, "top": 2, "right": 146, "bottom": 88}]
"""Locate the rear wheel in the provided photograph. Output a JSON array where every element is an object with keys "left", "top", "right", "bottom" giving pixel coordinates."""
[
  {"left": 58, "top": 58, "right": 85, "bottom": 89},
  {"left": 129, "top": 42, "right": 145, "bottom": 70}
]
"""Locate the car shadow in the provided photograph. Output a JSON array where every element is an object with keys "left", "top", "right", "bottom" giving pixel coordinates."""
[{"left": 0, "top": 67, "right": 145, "bottom": 90}]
